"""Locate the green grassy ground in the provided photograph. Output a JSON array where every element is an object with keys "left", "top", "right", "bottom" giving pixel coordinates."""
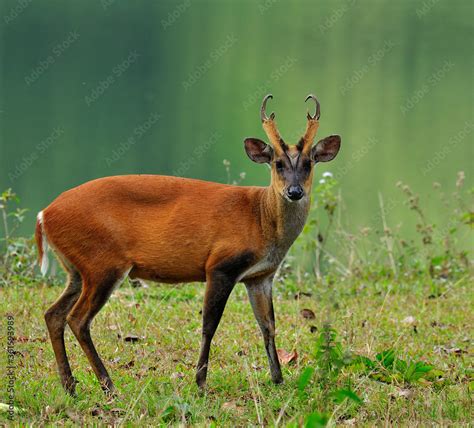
[{"left": 1, "top": 274, "right": 472, "bottom": 426}]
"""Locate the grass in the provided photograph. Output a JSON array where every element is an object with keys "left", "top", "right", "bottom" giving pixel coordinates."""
[
  {"left": 1, "top": 274, "right": 472, "bottom": 426},
  {"left": 1, "top": 173, "right": 472, "bottom": 425}
]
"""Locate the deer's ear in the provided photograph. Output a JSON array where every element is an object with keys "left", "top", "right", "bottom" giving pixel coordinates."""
[
  {"left": 244, "top": 138, "right": 273, "bottom": 164},
  {"left": 311, "top": 135, "right": 341, "bottom": 162}
]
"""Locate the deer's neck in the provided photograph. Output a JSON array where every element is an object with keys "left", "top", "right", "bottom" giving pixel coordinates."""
[{"left": 260, "top": 186, "right": 310, "bottom": 249}]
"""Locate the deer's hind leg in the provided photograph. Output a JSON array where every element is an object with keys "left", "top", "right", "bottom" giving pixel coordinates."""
[
  {"left": 66, "top": 266, "right": 131, "bottom": 394},
  {"left": 44, "top": 267, "right": 83, "bottom": 395}
]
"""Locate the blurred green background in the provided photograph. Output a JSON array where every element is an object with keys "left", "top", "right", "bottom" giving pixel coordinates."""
[{"left": 0, "top": 0, "right": 472, "bottom": 238}]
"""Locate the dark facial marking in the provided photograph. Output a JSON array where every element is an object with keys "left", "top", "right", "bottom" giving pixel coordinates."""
[
  {"left": 279, "top": 138, "right": 289, "bottom": 152},
  {"left": 296, "top": 138, "right": 305, "bottom": 151},
  {"left": 302, "top": 158, "right": 312, "bottom": 173},
  {"left": 274, "top": 149, "right": 312, "bottom": 187}
]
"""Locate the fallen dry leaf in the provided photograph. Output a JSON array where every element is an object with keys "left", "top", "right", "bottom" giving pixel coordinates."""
[
  {"left": 277, "top": 349, "right": 298, "bottom": 365},
  {"left": 301, "top": 309, "right": 316, "bottom": 320}
]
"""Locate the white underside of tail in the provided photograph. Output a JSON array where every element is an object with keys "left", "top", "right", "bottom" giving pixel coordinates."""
[{"left": 37, "top": 211, "right": 50, "bottom": 276}]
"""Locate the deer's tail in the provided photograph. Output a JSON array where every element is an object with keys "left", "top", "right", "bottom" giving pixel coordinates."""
[{"left": 35, "top": 211, "right": 49, "bottom": 276}]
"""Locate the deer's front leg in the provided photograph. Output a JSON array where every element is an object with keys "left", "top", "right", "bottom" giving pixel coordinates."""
[
  {"left": 245, "top": 275, "right": 283, "bottom": 384},
  {"left": 197, "top": 251, "right": 255, "bottom": 389},
  {"left": 196, "top": 270, "right": 236, "bottom": 389}
]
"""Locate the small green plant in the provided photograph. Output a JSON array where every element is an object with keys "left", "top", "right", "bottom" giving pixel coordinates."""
[
  {"left": 303, "top": 412, "right": 329, "bottom": 428},
  {"left": 298, "top": 325, "right": 362, "bottom": 426},
  {"left": 0, "top": 189, "right": 28, "bottom": 244},
  {"left": 0, "top": 189, "right": 38, "bottom": 285},
  {"left": 297, "top": 325, "right": 446, "bottom": 427},
  {"left": 352, "top": 349, "right": 441, "bottom": 385},
  {"left": 314, "top": 324, "right": 352, "bottom": 381}
]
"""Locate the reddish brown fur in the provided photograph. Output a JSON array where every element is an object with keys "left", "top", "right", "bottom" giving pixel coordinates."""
[
  {"left": 300, "top": 119, "right": 320, "bottom": 153},
  {"left": 41, "top": 175, "right": 275, "bottom": 282},
  {"left": 262, "top": 118, "right": 287, "bottom": 155}
]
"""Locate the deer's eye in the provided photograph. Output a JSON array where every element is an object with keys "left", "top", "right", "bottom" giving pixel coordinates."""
[
  {"left": 302, "top": 159, "right": 312, "bottom": 171},
  {"left": 275, "top": 160, "right": 284, "bottom": 171}
]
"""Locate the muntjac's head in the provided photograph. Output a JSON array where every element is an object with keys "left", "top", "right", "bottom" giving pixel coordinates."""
[{"left": 244, "top": 94, "right": 341, "bottom": 202}]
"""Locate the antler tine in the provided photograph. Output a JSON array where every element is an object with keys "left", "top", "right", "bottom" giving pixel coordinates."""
[
  {"left": 261, "top": 94, "right": 275, "bottom": 122},
  {"left": 299, "top": 93, "right": 321, "bottom": 153},
  {"left": 305, "top": 94, "right": 320, "bottom": 120}
]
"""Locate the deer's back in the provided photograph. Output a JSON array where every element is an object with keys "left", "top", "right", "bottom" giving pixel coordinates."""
[{"left": 41, "top": 175, "right": 268, "bottom": 282}]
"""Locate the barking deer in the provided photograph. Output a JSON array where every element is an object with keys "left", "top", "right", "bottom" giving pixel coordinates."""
[{"left": 36, "top": 94, "right": 341, "bottom": 395}]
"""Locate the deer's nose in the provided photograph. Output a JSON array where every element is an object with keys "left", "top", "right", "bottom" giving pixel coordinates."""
[{"left": 287, "top": 185, "right": 304, "bottom": 201}]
